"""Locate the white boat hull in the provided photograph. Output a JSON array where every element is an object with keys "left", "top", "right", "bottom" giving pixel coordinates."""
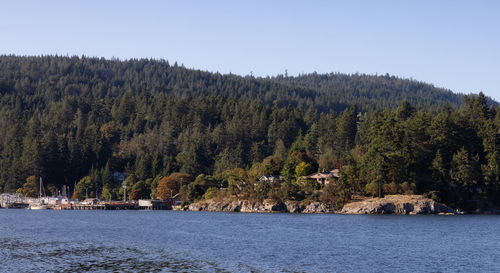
[{"left": 29, "top": 204, "right": 48, "bottom": 210}]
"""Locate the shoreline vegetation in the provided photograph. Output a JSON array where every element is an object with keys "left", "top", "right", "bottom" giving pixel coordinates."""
[{"left": 1, "top": 55, "right": 500, "bottom": 214}]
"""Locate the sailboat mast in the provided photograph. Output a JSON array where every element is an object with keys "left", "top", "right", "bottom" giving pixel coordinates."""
[{"left": 39, "top": 177, "right": 44, "bottom": 199}]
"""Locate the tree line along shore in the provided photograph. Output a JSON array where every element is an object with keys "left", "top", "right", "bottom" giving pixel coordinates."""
[{"left": 0, "top": 55, "right": 499, "bottom": 212}]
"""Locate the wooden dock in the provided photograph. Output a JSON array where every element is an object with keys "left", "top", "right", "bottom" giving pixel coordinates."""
[
  {"left": 3, "top": 202, "right": 29, "bottom": 209},
  {"left": 55, "top": 201, "right": 172, "bottom": 210}
]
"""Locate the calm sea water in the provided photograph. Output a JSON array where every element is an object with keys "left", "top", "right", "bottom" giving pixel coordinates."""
[{"left": 0, "top": 210, "right": 499, "bottom": 273}]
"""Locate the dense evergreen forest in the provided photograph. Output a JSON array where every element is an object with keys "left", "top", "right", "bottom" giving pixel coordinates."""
[{"left": 1, "top": 55, "right": 499, "bottom": 210}]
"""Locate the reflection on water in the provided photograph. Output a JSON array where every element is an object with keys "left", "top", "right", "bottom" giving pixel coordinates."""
[{"left": 1, "top": 210, "right": 500, "bottom": 272}]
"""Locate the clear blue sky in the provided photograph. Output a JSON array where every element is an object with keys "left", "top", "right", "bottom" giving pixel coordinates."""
[{"left": 1, "top": 0, "right": 499, "bottom": 100}]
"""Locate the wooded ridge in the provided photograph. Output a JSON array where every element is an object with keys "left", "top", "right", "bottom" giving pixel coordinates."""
[{"left": 1, "top": 55, "right": 498, "bottom": 211}]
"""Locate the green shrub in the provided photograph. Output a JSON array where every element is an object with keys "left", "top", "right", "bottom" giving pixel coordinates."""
[{"left": 204, "top": 187, "right": 217, "bottom": 200}]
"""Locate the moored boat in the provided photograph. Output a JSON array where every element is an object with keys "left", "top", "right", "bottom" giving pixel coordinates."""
[
  {"left": 28, "top": 177, "right": 49, "bottom": 210},
  {"left": 29, "top": 203, "right": 48, "bottom": 210}
]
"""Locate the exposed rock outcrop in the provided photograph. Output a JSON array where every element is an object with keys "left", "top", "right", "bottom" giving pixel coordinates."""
[
  {"left": 184, "top": 195, "right": 455, "bottom": 215},
  {"left": 340, "top": 195, "right": 456, "bottom": 215},
  {"left": 185, "top": 199, "right": 334, "bottom": 213},
  {"left": 284, "top": 200, "right": 302, "bottom": 213},
  {"left": 302, "top": 202, "right": 336, "bottom": 213}
]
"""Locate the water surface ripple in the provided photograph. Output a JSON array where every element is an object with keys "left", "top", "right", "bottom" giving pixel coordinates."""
[{"left": 1, "top": 210, "right": 499, "bottom": 272}]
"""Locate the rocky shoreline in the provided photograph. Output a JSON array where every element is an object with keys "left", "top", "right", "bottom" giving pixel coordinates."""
[
  {"left": 184, "top": 198, "right": 335, "bottom": 213},
  {"left": 340, "top": 195, "right": 457, "bottom": 215},
  {"left": 182, "top": 194, "right": 458, "bottom": 215}
]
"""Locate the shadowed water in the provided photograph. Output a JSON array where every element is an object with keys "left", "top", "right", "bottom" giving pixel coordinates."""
[{"left": 1, "top": 210, "right": 499, "bottom": 272}]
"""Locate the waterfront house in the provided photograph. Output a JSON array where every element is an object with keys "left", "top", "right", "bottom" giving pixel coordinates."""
[
  {"left": 305, "top": 169, "right": 340, "bottom": 185},
  {"left": 259, "top": 175, "right": 285, "bottom": 183}
]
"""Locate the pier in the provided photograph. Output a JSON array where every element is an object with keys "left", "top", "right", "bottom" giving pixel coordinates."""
[
  {"left": 55, "top": 200, "right": 172, "bottom": 210},
  {"left": 1, "top": 193, "right": 172, "bottom": 210},
  {"left": 69, "top": 202, "right": 137, "bottom": 210}
]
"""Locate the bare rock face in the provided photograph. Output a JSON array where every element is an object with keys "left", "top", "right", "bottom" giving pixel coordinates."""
[
  {"left": 187, "top": 199, "right": 289, "bottom": 213},
  {"left": 186, "top": 200, "right": 240, "bottom": 212},
  {"left": 302, "top": 202, "right": 336, "bottom": 213},
  {"left": 185, "top": 199, "right": 336, "bottom": 213},
  {"left": 340, "top": 195, "right": 455, "bottom": 215},
  {"left": 184, "top": 195, "right": 455, "bottom": 215},
  {"left": 284, "top": 201, "right": 301, "bottom": 213}
]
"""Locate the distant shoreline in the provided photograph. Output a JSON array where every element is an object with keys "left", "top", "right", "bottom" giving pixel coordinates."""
[{"left": 4, "top": 194, "right": 499, "bottom": 214}]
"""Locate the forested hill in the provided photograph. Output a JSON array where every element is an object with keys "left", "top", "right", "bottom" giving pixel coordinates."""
[
  {"left": 2, "top": 55, "right": 499, "bottom": 211},
  {"left": 0, "top": 55, "right": 477, "bottom": 112},
  {"left": 272, "top": 72, "right": 468, "bottom": 110}
]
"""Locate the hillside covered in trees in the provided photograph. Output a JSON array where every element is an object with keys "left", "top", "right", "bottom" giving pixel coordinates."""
[{"left": 1, "top": 55, "right": 499, "bottom": 211}]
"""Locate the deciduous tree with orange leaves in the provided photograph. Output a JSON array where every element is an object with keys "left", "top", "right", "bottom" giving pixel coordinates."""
[{"left": 156, "top": 173, "right": 191, "bottom": 200}]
